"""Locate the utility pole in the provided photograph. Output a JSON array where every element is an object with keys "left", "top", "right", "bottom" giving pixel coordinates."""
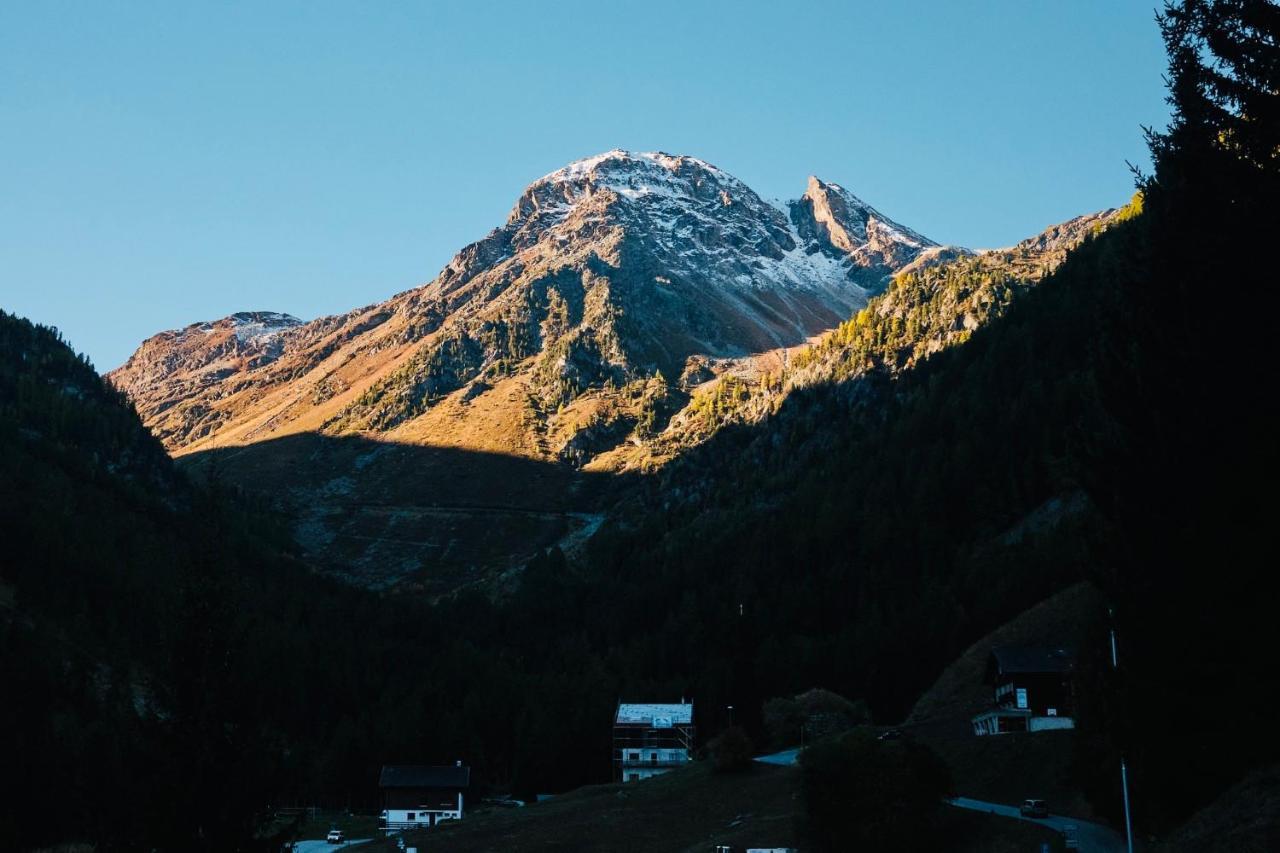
[
  {"left": 1110, "top": 608, "right": 1136, "bottom": 853},
  {"left": 1120, "top": 757, "right": 1135, "bottom": 853}
]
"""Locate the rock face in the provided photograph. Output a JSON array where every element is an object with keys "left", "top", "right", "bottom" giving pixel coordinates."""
[
  {"left": 589, "top": 204, "right": 1125, "bottom": 475},
  {"left": 790, "top": 176, "right": 936, "bottom": 276},
  {"left": 107, "top": 150, "right": 948, "bottom": 589}
]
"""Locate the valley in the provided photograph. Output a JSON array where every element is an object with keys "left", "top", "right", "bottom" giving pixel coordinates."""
[{"left": 4, "top": 3, "right": 1278, "bottom": 850}]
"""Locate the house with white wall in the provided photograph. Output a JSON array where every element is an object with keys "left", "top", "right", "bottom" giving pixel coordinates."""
[
  {"left": 613, "top": 702, "right": 695, "bottom": 781},
  {"left": 971, "top": 646, "right": 1077, "bottom": 735},
  {"left": 378, "top": 763, "right": 469, "bottom": 834}
]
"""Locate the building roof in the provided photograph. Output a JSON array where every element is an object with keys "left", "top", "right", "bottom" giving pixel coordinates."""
[
  {"left": 990, "top": 645, "right": 1076, "bottom": 675},
  {"left": 615, "top": 702, "right": 693, "bottom": 726},
  {"left": 379, "top": 765, "right": 470, "bottom": 789}
]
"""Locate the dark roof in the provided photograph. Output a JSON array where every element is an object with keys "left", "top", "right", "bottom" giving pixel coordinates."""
[
  {"left": 379, "top": 765, "right": 470, "bottom": 789},
  {"left": 990, "top": 645, "right": 1076, "bottom": 675}
]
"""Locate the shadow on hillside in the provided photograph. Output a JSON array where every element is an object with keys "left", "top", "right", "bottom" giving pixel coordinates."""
[{"left": 183, "top": 432, "right": 637, "bottom": 594}]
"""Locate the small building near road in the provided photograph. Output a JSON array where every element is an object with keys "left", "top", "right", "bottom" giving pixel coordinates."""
[
  {"left": 378, "top": 763, "right": 469, "bottom": 834},
  {"left": 613, "top": 701, "right": 695, "bottom": 781},
  {"left": 971, "top": 646, "right": 1076, "bottom": 736}
]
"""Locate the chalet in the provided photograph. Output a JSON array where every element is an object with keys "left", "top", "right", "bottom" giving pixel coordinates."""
[
  {"left": 378, "top": 763, "right": 469, "bottom": 834},
  {"left": 971, "top": 645, "right": 1076, "bottom": 735},
  {"left": 613, "top": 702, "right": 694, "bottom": 782}
]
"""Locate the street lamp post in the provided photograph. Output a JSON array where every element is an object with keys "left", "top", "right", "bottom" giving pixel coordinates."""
[{"left": 1110, "top": 610, "right": 1136, "bottom": 853}]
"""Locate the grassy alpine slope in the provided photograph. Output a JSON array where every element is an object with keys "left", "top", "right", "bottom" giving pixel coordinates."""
[{"left": 349, "top": 762, "right": 1061, "bottom": 853}]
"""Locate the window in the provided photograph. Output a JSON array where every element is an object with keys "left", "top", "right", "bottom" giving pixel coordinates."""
[
  {"left": 649, "top": 752, "right": 658, "bottom": 764},
  {"left": 628, "top": 751, "right": 640, "bottom": 761},
  {"left": 407, "top": 813, "right": 415, "bottom": 821}
]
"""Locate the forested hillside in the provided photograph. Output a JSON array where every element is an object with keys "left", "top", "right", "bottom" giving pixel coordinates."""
[
  {"left": 580, "top": 0, "right": 1280, "bottom": 835},
  {"left": 0, "top": 313, "right": 608, "bottom": 850},
  {"left": 1, "top": 311, "right": 328, "bottom": 850}
]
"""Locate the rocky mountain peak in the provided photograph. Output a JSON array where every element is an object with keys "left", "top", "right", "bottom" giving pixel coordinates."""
[
  {"left": 790, "top": 175, "right": 937, "bottom": 277},
  {"left": 112, "top": 151, "right": 946, "bottom": 463},
  {"left": 501, "top": 149, "right": 789, "bottom": 255},
  {"left": 108, "top": 310, "right": 305, "bottom": 446},
  {"left": 800, "top": 175, "right": 869, "bottom": 253},
  {"left": 522, "top": 150, "right": 747, "bottom": 205}
]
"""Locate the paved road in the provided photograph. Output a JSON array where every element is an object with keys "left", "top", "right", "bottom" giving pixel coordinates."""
[
  {"left": 949, "top": 797, "right": 1127, "bottom": 853},
  {"left": 754, "top": 747, "right": 801, "bottom": 766},
  {"left": 754, "top": 749, "right": 1127, "bottom": 852},
  {"left": 292, "top": 839, "right": 373, "bottom": 852}
]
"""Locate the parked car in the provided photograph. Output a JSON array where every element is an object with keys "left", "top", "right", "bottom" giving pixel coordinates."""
[
  {"left": 482, "top": 797, "right": 526, "bottom": 809},
  {"left": 326, "top": 827, "right": 345, "bottom": 844},
  {"left": 877, "top": 729, "right": 903, "bottom": 741},
  {"left": 1019, "top": 798, "right": 1049, "bottom": 818}
]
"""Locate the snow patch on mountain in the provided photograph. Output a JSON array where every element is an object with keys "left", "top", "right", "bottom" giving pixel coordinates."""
[
  {"left": 226, "top": 311, "right": 304, "bottom": 342},
  {"left": 186, "top": 311, "right": 303, "bottom": 342}
]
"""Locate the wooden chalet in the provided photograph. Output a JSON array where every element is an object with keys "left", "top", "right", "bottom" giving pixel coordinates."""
[
  {"left": 378, "top": 763, "right": 469, "bottom": 834},
  {"left": 971, "top": 645, "right": 1076, "bottom": 735}
]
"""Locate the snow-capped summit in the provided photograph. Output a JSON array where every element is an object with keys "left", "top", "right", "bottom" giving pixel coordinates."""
[
  {"left": 515, "top": 150, "right": 752, "bottom": 216},
  {"left": 442, "top": 150, "right": 938, "bottom": 314},
  {"left": 497, "top": 150, "right": 792, "bottom": 264},
  {"left": 531, "top": 149, "right": 741, "bottom": 190}
]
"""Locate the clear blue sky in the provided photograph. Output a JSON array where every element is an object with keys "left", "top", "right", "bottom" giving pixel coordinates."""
[{"left": 0, "top": 1, "right": 1169, "bottom": 372}]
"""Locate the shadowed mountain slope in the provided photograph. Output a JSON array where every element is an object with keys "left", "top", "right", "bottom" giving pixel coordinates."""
[{"left": 186, "top": 433, "right": 625, "bottom": 594}]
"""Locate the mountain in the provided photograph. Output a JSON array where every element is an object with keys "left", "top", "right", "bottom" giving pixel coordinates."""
[
  {"left": 110, "top": 150, "right": 939, "bottom": 460},
  {"left": 108, "top": 151, "right": 950, "bottom": 587},
  {"left": 109, "top": 152, "right": 1126, "bottom": 590}
]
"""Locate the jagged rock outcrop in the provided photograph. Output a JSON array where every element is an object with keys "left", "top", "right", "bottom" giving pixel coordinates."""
[{"left": 790, "top": 176, "right": 937, "bottom": 279}]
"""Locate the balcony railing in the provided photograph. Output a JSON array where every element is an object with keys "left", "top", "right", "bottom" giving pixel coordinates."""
[
  {"left": 618, "top": 758, "right": 690, "bottom": 769},
  {"left": 379, "top": 817, "right": 459, "bottom": 833}
]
